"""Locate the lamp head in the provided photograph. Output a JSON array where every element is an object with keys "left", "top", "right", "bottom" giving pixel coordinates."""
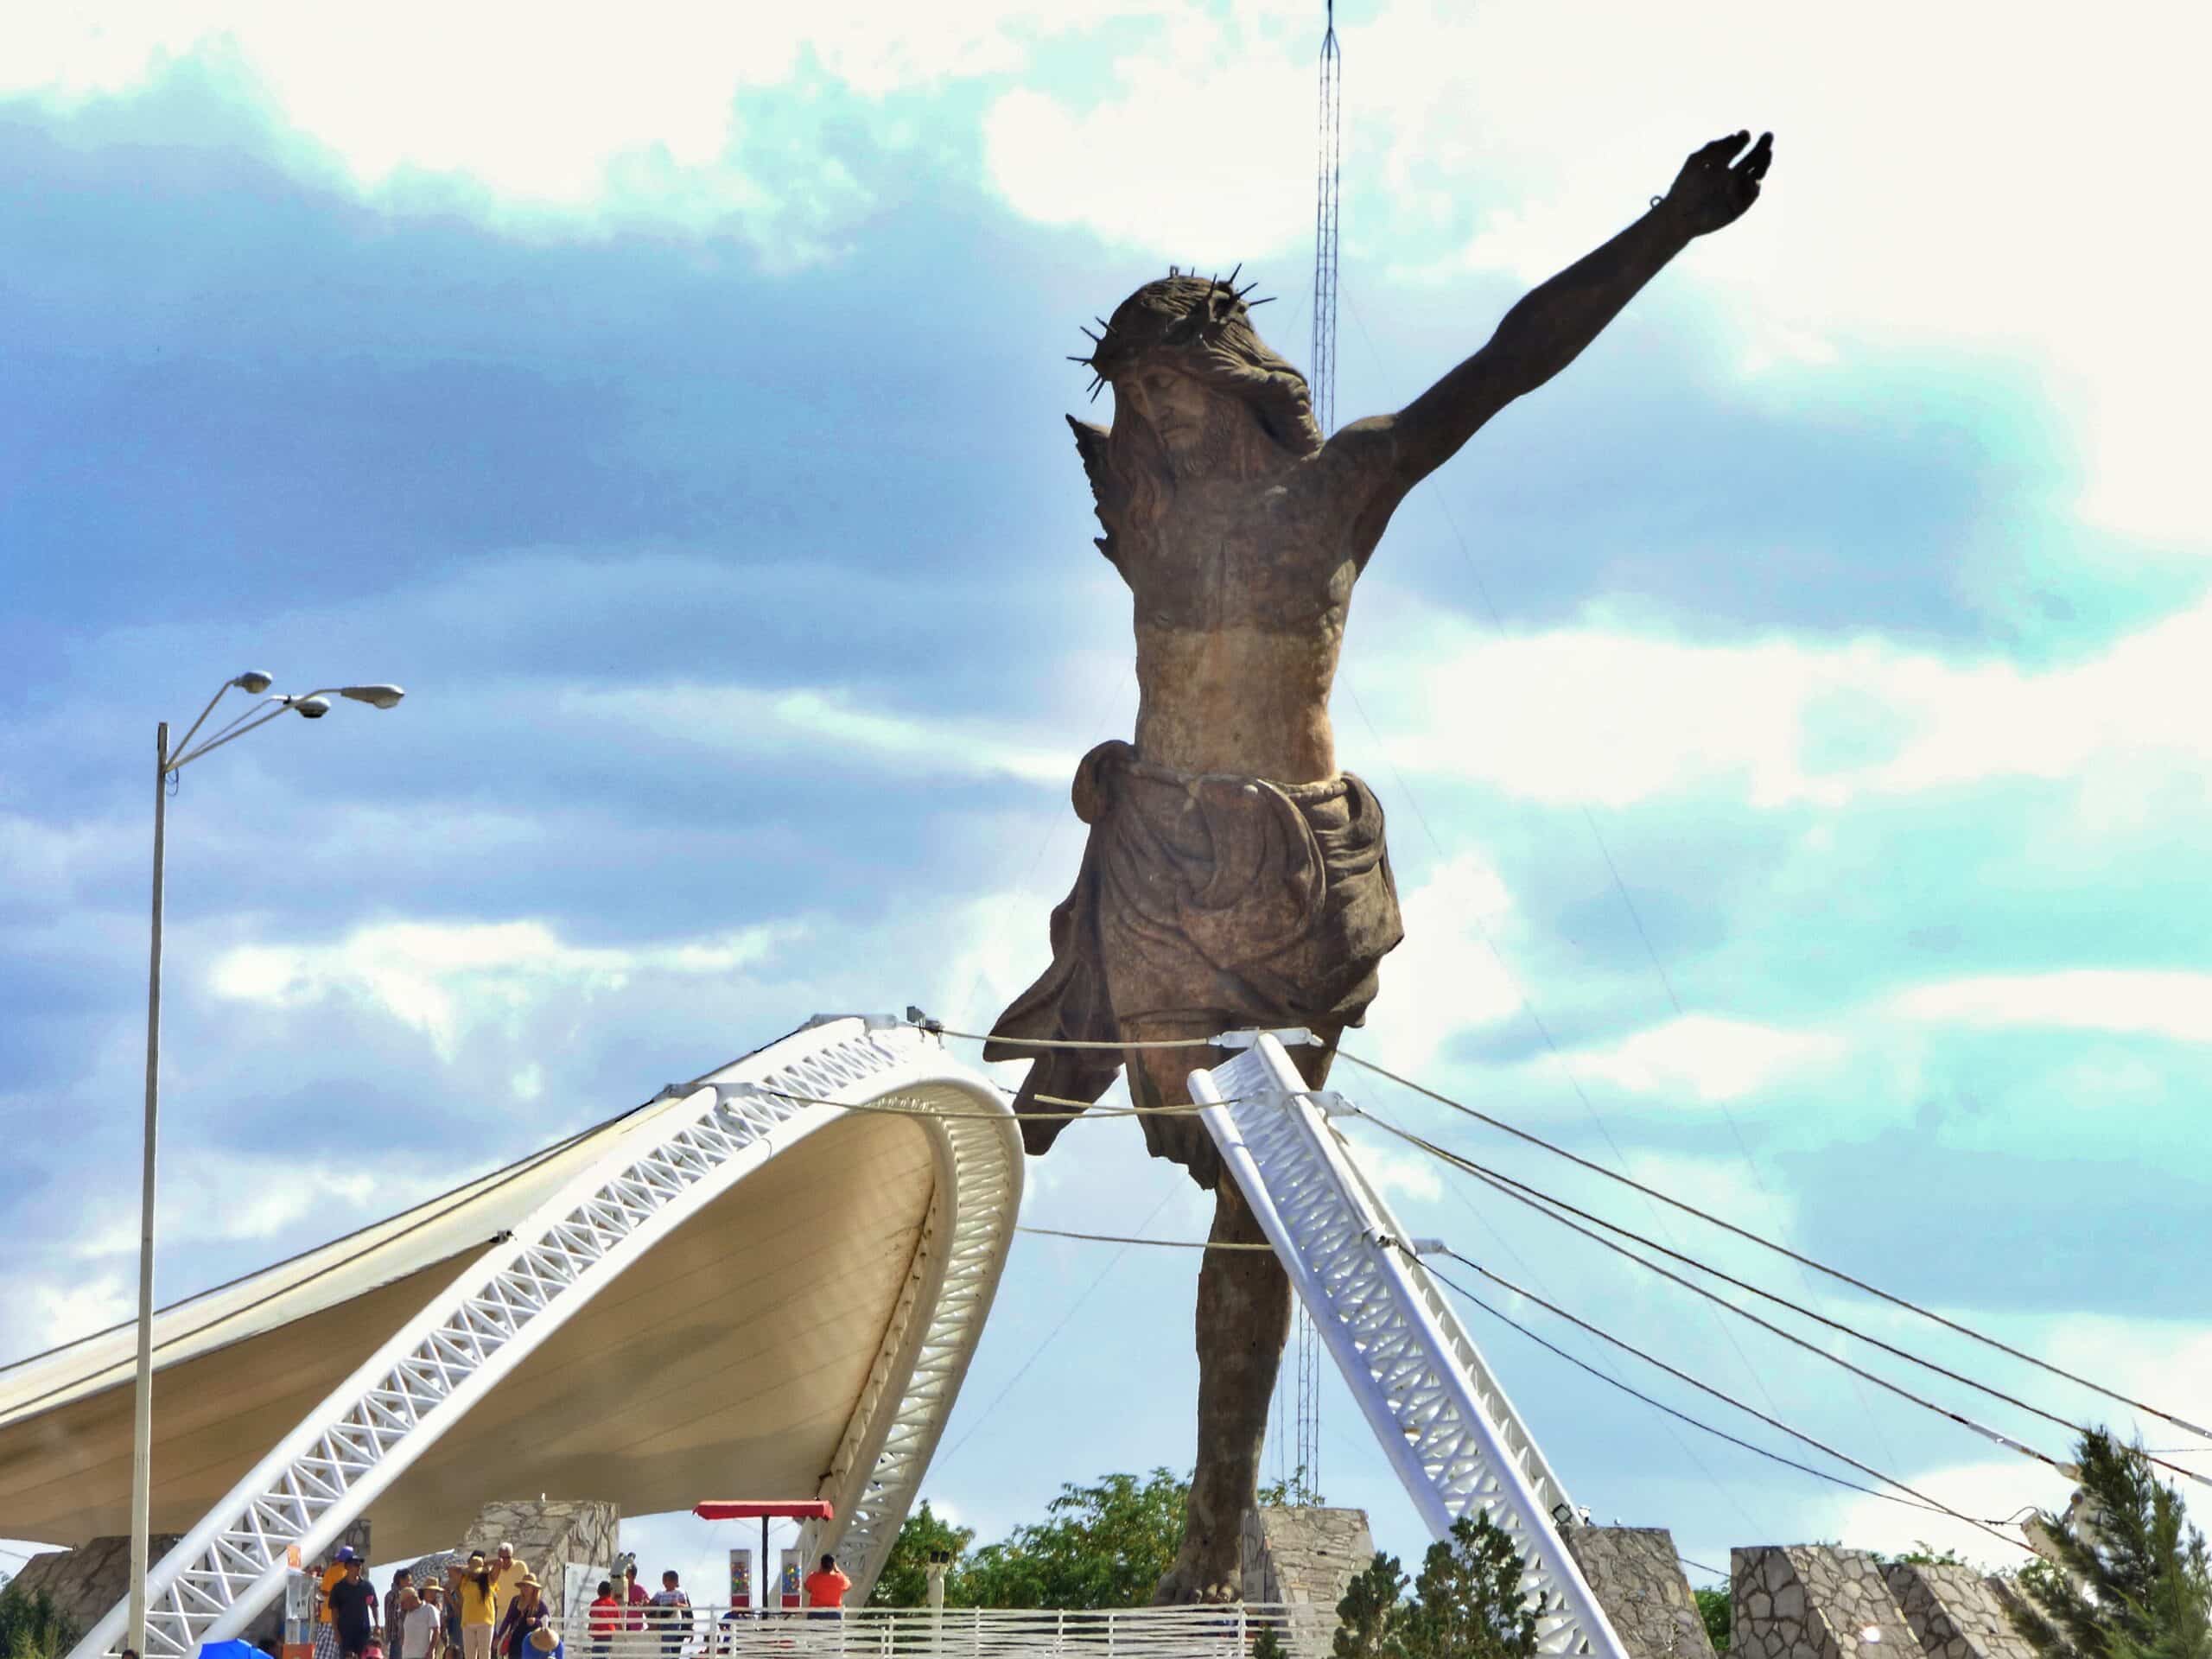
[
  {"left": 340, "top": 683, "right": 406, "bottom": 710},
  {"left": 291, "top": 695, "right": 332, "bottom": 720},
  {"left": 232, "top": 670, "right": 275, "bottom": 694}
]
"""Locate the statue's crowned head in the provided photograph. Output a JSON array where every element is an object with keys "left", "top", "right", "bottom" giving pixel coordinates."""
[
  {"left": 1074, "top": 270, "right": 1323, "bottom": 461},
  {"left": 1067, "top": 269, "right": 1322, "bottom": 566}
]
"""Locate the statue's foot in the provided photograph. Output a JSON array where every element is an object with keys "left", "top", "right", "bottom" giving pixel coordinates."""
[{"left": 1151, "top": 1542, "right": 1245, "bottom": 1606}]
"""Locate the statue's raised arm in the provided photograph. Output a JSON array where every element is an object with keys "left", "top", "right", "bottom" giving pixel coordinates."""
[{"left": 1351, "top": 130, "right": 1774, "bottom": 501}]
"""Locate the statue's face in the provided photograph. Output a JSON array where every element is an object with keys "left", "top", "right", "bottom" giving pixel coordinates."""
[{"left": 1119, "top": 365, "right": 1229, "bottom": 469}]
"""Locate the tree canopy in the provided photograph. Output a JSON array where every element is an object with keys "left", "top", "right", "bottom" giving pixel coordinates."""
[
  {"left": 2008, "top": 1428, "right": 2211, "bottom": 1659},
  {"left": 870, "top": 1471, "right": 1189, "bottom": 1610},
  {"left": 1332, "top": 1513, "right": 1539, "bottom": 1659}
]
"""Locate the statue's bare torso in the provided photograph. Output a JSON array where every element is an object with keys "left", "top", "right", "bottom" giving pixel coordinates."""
[{"left": 1126, "top": 439, "right": 1392, "bottom": 782}]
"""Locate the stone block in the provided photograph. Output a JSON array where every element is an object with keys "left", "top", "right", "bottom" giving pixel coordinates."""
[
  {"left": 1882, "top": 1562, "right": 2038, "bottom": 1659},
  {"left": 1733, "top": 1546, "right": 1913, "bottom": 1659},
  {"left": 1560, "top": 1527, "right": 1719, "bottom": 1659}
]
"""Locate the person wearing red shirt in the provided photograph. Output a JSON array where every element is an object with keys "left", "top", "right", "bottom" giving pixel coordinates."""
[
  {"left": 586, "top": 1581, "right": 620, "bottom": 1659},
  {"left": 801, "top": 1556, "right": 849, "bottom": 1622},
  {"left": 620, "top": 1566, "right": 649, "bottom": 1634}
]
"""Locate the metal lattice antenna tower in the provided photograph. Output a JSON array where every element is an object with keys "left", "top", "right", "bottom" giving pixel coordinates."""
[
  {"left": 1311, "top": 0, "right": 1342, "bottom": 438},
  {"left": 1289, "top": 0, "right": 1344, "bottom": 1498}
]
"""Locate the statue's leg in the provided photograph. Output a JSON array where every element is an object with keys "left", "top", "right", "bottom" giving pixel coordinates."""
[{"left": 1128, "top": 1017, "right": 1341, "bottom": 1605}]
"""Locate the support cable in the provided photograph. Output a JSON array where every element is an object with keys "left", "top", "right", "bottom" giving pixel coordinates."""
[
  {"left": 1353, "top": 1110, "right": 2212, "bottom": 1493},
  {"left": 1412, "top": 1244, "right": 2031, "bottom": 1557},
  {"left": 1332, "top": 1045, "right": 2212, "bottom": 1445},
  {"left": 1416, "top": 1240, "right": 1953, "bottom": 1515}
]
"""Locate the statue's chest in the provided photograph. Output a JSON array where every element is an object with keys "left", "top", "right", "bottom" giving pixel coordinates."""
[{"left": 1135, "top": 482, "right": 1351, "bottom": 631}]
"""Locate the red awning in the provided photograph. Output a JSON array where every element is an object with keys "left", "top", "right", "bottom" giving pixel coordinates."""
[{"left": 691, "top": 1500, "right": 836, "bottom": 1522}]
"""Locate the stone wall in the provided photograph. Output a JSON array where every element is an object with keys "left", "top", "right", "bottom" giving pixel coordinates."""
[
  {"left": 1733, "top": 1547, "right": 1916, "bottom": 1659},
  {"left": 1240, "top": 1506, "right": 1376, "bottom": 1611},
  {"left": 1563, "top": 1527, "right": 1718, "bottom": 1659},
  {"left": 1882, "top": 1563, "right": 2038, "bottom": 1659}
]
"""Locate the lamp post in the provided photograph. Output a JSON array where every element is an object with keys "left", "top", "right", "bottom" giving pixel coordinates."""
[{"left": 127, "top": 672, "right": 406, "bottom": 1657}]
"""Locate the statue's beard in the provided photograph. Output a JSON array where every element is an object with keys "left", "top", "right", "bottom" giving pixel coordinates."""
[{"left": 1166, "top": 400, "right": 1246, "bottom": 481}]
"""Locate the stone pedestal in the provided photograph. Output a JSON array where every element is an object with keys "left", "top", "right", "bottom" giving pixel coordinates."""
[
  {"left": 1563, "top": 1527, "right": 1718, "bottom": 1659},
  {"left": 1732, "top": 1546, "right": 1914, "bottom": 1659},
  {"left": 1882, "top": 1563, "right": 2038, "bottom": 1659},
  {"left": 1239, "top": 1506, "right": 1376, "bottom": 1610}
]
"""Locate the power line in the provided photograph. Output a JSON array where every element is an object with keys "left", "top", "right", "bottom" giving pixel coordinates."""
[
  {"left": 1332, "top": 1043, "right": 2212, "bottom": 1445},
  {"left": 933, "top": 1188, "right": 1180, "bottom": 1470},
  {"left": 1425, "top": 1240, "right": 1954, "bottom": 1516},
  {"left": 1416, "top": 1244, "right": 2031, "bottom": 1557},
  {"left": 1351, "top": 1109, "right": 2212, "bottom": 1494}
]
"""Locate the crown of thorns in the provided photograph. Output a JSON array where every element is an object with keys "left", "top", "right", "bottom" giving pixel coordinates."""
[{"left": 1067, "top": 264, "right": 1274, "bottom": 401}]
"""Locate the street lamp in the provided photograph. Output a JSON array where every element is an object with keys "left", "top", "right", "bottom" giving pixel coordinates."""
[{"left": 126, "top": 671, "right": 405, "bottom": 1656}]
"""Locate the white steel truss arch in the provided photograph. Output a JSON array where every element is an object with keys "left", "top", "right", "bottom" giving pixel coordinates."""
[
  {"left": 67, "top": 1016, "right": 1020, "bottom": 1659},
  {"left": 1192, "top": 1033, "right": 1630, "bottom": 1659}
]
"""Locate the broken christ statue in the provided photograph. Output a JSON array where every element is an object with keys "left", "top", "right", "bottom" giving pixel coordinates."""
[{"left": 985, "top": 130, "right": 1775, "bottom": 1602}]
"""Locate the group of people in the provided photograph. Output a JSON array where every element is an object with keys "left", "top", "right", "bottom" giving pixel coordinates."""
[{"left": 310, "top": 1547, "right": 852, "bottom": 1659}]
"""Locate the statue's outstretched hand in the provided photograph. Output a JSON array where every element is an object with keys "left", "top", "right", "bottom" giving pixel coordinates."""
[{"left": 1662, "top": 130, "right": 1773, "bottom": 235}]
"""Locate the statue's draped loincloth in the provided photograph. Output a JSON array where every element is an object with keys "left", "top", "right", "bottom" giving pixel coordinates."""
[{"left": 985, "top": 739, "right": 1403, "bottom": 1183}]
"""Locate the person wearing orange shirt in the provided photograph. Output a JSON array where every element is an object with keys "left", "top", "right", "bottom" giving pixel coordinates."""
[{"left": 801, "top": 1556, "right": 849, "bottom": 1622}]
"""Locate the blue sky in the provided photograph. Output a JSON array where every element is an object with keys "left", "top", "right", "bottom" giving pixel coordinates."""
[{"left": 4, "top": 0, "right": 2209, "bottom": 1605}]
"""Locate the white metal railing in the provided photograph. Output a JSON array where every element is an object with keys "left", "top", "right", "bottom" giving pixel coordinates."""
[{"left": 538, "top": 1604, "right": 1336, "bottom": 1659}]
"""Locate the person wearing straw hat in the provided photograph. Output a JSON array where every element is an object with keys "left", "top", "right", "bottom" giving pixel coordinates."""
[
  {"left": 525, "top": 1624, "right": 563, "bottom": 1659},
  {"left": 493, "top": 1575, "right": 547, "bottom": 1659}
]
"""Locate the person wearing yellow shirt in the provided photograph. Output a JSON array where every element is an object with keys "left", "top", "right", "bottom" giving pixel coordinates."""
[
  {"left": 491, "top": 1545, "right": 533, "bottom": 1620},
  {"left": 454, "top": 1553, "right": 500, "bottom": 1659}
]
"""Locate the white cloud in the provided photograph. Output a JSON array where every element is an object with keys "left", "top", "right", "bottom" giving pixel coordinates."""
[
  {"left": 982, "top": 9, "right": 1312, "bottom": 259},
  {"left": 1890, "top": 971, "right": 2212, "bottom": 1046},
  {"left": 1565, "top": 1015, "right": 1847, "bottom": 1105},
  {"left": 557, "top": 683, "right": 1076, "bottom": 787},
  {"left": 1357, "top": 851, "right": 1525, "bottom": 1079},
  {"left": 0, "top": 3, "right": 1154, "bottom": 205},
  {"left": 1368, "top": 588, "right": 2212, "bottom": 810},
  {"left": 67, "top": 1151, "right": 447, "bottom": 1257},
  {"left": 0, "top": 1273, "right": 131, "bottom": 1356},
  {"left": 207, "top": 917, "right": 791, "bottom": 1060}
]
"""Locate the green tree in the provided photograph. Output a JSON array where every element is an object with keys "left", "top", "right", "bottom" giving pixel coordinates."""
[
  {"left": 960, "top": 1469, "right": 1189, "bottom": 1609},
  {"left": 1694, "top": 1586, "right": 1732, "bottom": 1653},
  {"left": 1334, "top": 1515, "right": 1538, "bottom": 1659},
  {"left": 2007, "top": 1428, "right": 2212, "bottom": 1659},
  {"left": 1332, "top": 1551, "right": 1409, "bottom": 1659},
  {"left": 1260, "top": 1468, "right": 1327, "bottom": 1508},
  {"left": 868, "top": 1501, "right": 976, "bottom": 1609},
  {"left": 0, "top": 1581, "right": 79, "bottom": 1659}
]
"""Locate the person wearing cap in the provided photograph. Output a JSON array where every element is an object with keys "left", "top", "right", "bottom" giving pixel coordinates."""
[
  {"left": 455, "top": 1552, "right": 499, "bottom": 1659},
  {"left": 493, "top": 1575, "right": 547, "bottom": 1659},
  {"left": 801, "top": 1555, "right": 849, "bottom": 1621},
  {"left": 491, "top": 1545, "right": 533, "bottom": 1621},
  {"left": 327, "top": 1553, "right": 381, "bottom": 1659}
]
